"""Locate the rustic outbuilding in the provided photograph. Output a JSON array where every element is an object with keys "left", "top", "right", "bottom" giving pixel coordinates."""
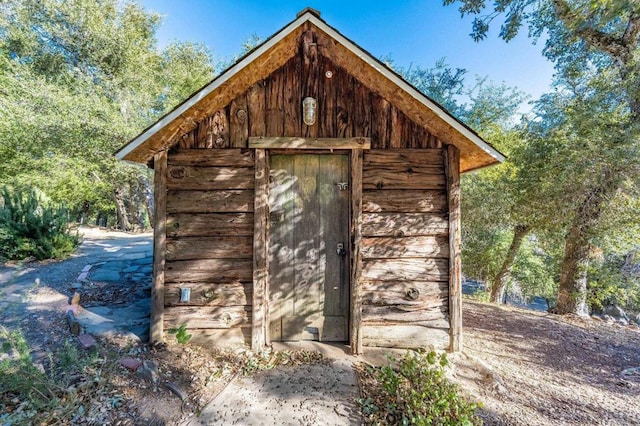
[{"left": 115, "top": 8, "right": 504, "bottom": 354}]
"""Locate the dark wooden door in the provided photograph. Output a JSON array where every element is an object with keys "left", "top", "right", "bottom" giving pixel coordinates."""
[{"left": 268, "top": 154, "right": 350, "bottom": 341}]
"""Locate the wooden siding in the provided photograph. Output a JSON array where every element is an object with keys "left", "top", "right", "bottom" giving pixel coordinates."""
[
  {"left": 360, "top": 149, "right": 450, "bottom": 349},
  {"left": 164, "top": 149, "right": 254, "bottom": 346},
  {"left": 155, "top": 27, "right": 456, "bottom": 352},
  {"left": 172, "top": 48, "right": 444, "bottom": 150}
]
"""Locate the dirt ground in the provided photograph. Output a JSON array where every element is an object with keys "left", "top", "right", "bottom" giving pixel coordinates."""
[
  {"left": 452, "top": 300, "right": 640, "bottom": 425},
  {"left": 2, "top": 228, "right": 640, "bottom": 425}
]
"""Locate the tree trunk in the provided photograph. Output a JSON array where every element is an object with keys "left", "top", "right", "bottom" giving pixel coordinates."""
[
  {"left": 113, "top": 189, "right": 133, "bottom": 231},
  {"left": 555, "top": 221, "right": 591, "bottom": 315},
  {"left": 555, "top": 175, "right": 617, "bottom": 315},
  {"left": 490, "top": 224, "right": 530, "bottom": 304}
]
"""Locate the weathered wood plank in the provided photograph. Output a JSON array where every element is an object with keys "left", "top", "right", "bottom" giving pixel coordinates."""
[
  {"left": 320, "top": 54, "right": 337, "bottom": 137},
  {"left": 230, "top": 96, "right": 249, "bottom": 148},
  {"left": 362, "top": 258, "right": 448, "bottom": 282},
  {"left": 167, "top": 190, "right": 254, "bottom": 213},
  {"left": 166, "top": 166, "right": 255, "bottom": 190},
  {"left": 362, "top": 280, "right": 448, "bottom": 306},
  {"left": 165, "top": 282, "right": 252, "bottom": 306},
  {"left": 265, "top": 71, "right": 285, "bottom": 136},
  {"left": 363, "top": 149, "right": 444, "bottom": 168},
  {"left": 164, "top": 305, "right": 250, "bottom": 329},
  {"left": 302, "top": 27, "right": 319, "bottom": 138},
  {"left": 166, "top": 213, "right": 254, "bottom": 238},
  {"left": 362, "top": 190, "right": 447, "bottom": 213},
  {"left": 389, "top": 105, "right": 403, "bottom": 149},
  {"left": 168, "top": 149, "right": 255, "bottom": 167},
  {"left": 248, "top": 137, "right": 371, "bottom": 150},
  {"left": 362, "top": 167, "right": 446, "bottom": 190},
  {"left": 371, "top": 94, "right": 390, "bottom": 149},
  {"left": 283, "top": 59, "right": 301, "bottom": 137},
  {"left": 165, "top": 259, "right": 253, "bottom": 283},
  {"left": 361, "top": 213, "right": 448, "bottom": 237},
  {"left": 360, "top": 236, "right": 449, "bottom": 259},
  {"left": 247, "top": 83, "right": 266, "bottom": 137},
  {"left": 151, "top": 150, "right": 167, "bottom": 345},
  {"left": 166, "top": 236, "right": 253, "bottom": 261},
  {"left": 353, "top": 80, "right": 371, "bottom": 137},
  {"left": 446, "top": 144, "right": 462, "bottom": 352},
  {"left": 182, "top": 327, "right": 250, "bottom": 348},
  {"left": 362, "top": 325, "right": 450, "bottom": 349},
  {"left": 253, "top": 149, "right": 268, "bottom": 350},
  {"left": 362, "top": 305, "right": 449, "bottom": 326}
]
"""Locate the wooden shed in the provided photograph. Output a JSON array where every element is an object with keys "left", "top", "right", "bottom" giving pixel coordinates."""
[{"left": 115, "top": 9, "right": 504, "bottom": 354}]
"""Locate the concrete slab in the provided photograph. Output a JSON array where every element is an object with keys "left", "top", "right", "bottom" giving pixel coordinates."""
[{"left": 190, "top": 359, "right": 361, "bottom": 426}]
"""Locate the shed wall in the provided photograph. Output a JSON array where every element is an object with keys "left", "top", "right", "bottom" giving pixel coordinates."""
[{"left": 156, "top": 36, "right": 455, "bottom": 349}]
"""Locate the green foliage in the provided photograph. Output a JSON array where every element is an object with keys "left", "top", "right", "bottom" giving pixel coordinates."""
[
  {"left": 167, "top": 323, "right": 192, "bottom": 345},
  {"left": 0, "top": 0, "right": 217, "bottom": 228},
  {"left": 358, "top": 351, "right": 481, "bottom": 425},
  {"left": 0, "top": 186, "right": 79, "bottom": 260},
  {"left": 588, "top": 250, "right": 640, "bottom": 313}
]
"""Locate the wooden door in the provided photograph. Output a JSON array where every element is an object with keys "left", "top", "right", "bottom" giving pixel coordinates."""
[{"left": 268, "top": 154, "right": 350, "bottom": 341}]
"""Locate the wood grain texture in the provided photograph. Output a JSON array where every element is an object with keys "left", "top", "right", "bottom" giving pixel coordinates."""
[
  {"left": 164, "top": 305, "right": 250, "bottom": 329},
  {"left": 168, "top": 149, "right": 255, "bottom": 167},
  {"left": 186, "top": 327, "right": 251, "bottom": 348},
  {"left": 165, "top": 259, "right": 253, "bottom": 283},
  {"left": 446, "top": 144, "right": 462, "bottom": 352},
  {"left": 362, "top": 305, "right": 449, "bottom": 327},
  {"left": 363, "top": 325, "right": 450, "bottom": 349},
  {"left": 362, "top": 190, "right": 447, "bottom": 213},
  {"left": 252, "top": 149, "right": 268, "bottom": 350},
  {"left": 166, "top": 236, "right": 253, "bottom": 261},
  {"left": 350, "top": 149, "right": 363, "bottom": 354},
  {"left": 360, "top": 236, "right": 449, "bottom": 259},
  {"left": 166, "top": 166, "right": 254, "bottom": 190},
  {"left": 165, "top": 282, "right": 252, "bottom": 306},
  {"left": 167, "top": 190, "right": 253, "bottom": 213},
  {"left": 361, "top": 213, "right": 448, "bottom": 237},
  {"left": 361, "top": 280, "right": 448, "bottom": 306},
  {"left": 166, "top": 213, "right": 254, "bottom": 238},
  {"left": 248, "top": 137, "right": 370, "bottom": 150},
  {"left": 151, "top": 150, "right": 167, "bottom": 344},
  {"left": 363, "top": 149, "right": 445, "bottom": 168},
  {"left": 362, "top": 258, "right": 448, "bottom": 282}
]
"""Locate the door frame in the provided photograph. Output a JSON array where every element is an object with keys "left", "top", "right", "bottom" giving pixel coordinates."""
[{"left": 250, "top": 138, "right": 368, "bottom": 354}]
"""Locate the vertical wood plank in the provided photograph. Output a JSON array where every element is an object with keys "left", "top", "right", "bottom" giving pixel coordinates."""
[
  {"left": 266, "top": 72, "right": 285, "bottom": 136},
  {"left": 252, "top": 149, "right": 268, "bottom": 350},
  {"left": 151, "top": 150, "right": 167, "bottom": 345},
  {"left": 350, "top": 149, "right": 364, "bottom": 354},
  {"left": 445, "top": 144, "right": 462, "bottom": 352},
  {"left": 247, "top": 83, "right": 266, "bottom": 137},
  {"left": 284, "top": 58, "right": 301, "bottom": 137},
  {"left": 302, "top": 27, "right": 319, "bottom": 138},
  {"left": 371, "top": 95, "right": 390, "bottom": 149},
  {"left": 230, "top": 97, "right": 249, "bottom": 148}
]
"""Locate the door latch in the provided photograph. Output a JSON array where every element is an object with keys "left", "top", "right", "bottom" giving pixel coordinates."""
[
  {"left": 336, "top": 182, "right": 348, "bottom": 191},
  {"left": 336, "top": 242, "right": 347, "bottom": 257}
]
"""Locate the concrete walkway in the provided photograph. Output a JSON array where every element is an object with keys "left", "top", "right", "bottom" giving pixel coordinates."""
[{"left": 187, "top": 343, "right": 364, "bottom": 426}]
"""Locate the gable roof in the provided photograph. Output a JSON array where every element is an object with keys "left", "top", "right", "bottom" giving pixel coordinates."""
[{"left": 115, "top": 8, "right": 505, "bottom": 172}]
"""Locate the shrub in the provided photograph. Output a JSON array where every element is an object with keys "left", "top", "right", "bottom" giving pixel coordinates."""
[
  {"left": 0, "top": 186, "right": 79, "bottom": 260},
  {"left": 357, "top": 350, "right": 481, "bottom": 425}
]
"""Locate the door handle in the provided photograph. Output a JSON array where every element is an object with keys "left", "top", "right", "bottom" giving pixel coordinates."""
[{"left": 336, "top": 242, "right": 346, "bottom": 257}]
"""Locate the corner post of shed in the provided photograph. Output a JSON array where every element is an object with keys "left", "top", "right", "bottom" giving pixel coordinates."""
[
  {"left": 445, "top": 144, "right": 462, "bottom": 352},
  {"left": 151, "top": 149, "right": 167, "bottom": 345},
  {"left": 252, "top": 148, "right": 269, "bottom": 350},
  {"left": 350, "top": 149, "right": 364, "bottom": 355}
]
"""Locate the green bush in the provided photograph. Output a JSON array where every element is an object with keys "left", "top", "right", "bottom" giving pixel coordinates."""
[
  {"left": 358, "top": 350, "right": 481, "bottom": 425},
  {"left": 0, "top": 186, "right": 79, "bottom": 260}
]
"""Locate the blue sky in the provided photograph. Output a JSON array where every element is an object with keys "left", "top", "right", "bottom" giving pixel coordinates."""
[{"left": 140, "top": 1, "right": 555, "bottom": 110}]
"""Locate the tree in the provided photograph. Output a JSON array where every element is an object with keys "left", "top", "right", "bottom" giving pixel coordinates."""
[
  {"left": 445, "top": 0, "right": 640, "bottom": 314},
  {"left": 0, "top": 0, "right": 216, "bottom": 229}
]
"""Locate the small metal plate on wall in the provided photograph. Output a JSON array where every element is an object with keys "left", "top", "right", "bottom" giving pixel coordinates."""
[{"left": 336, "top": 182, "right": 348, "bottom": 191}]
